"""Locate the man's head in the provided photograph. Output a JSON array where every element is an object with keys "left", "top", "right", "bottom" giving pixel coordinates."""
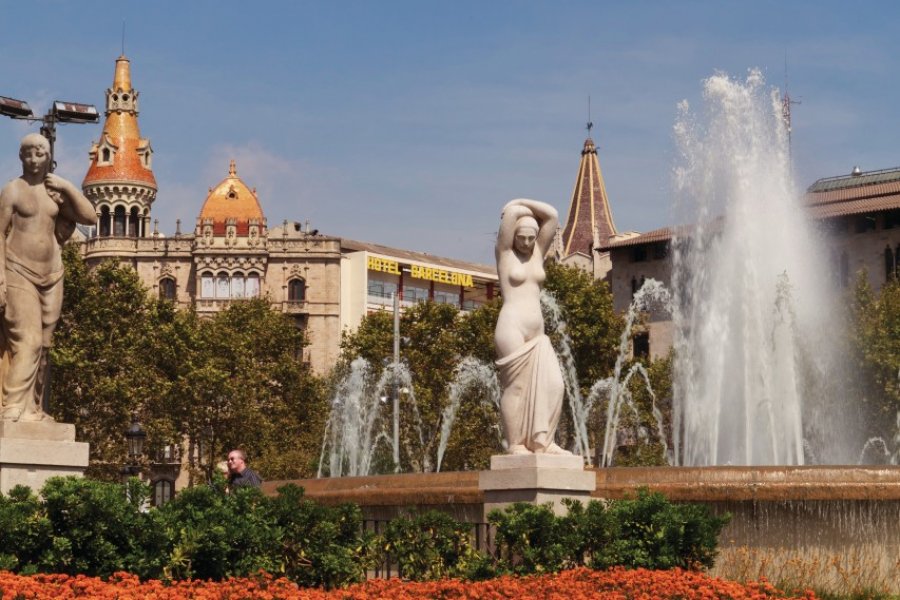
[
  {"left": 226, "top": 449, "right": 248, "bottom": 475},
  {"left": 19, "top": 133, "right": 51, "bottom": 177}
]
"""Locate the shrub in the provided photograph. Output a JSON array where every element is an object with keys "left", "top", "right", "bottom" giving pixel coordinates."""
[
  {"left": 0, "top": 485, "right": 52, "bottom": 573},
  {"left": 156, "top": 474, "right": 281, "bottom": 580},
  {"left": 585, "top": 488, "right": 731, "bottom": 570},
  {"left": 382, "top": 510, "right": 482, "bottom": 580},
  {"left": 269, "top": 484, "right": 375, "bottom": 589},
  {"left": 488, "top": 502, "right": 581, "bottom": 575}
]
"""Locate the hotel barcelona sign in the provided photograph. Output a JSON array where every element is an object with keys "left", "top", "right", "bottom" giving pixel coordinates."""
[{"left": 367, "top": 256, "right": 474, "bottom": 288}]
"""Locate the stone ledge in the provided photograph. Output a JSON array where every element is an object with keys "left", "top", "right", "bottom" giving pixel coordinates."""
[
  {"left": 490, "top": 453, "right": 585, "bottom": 471},
  {"left": 0, "top": 438, "right": 89, "bottom": 467},
  {"left": 0, "top": 420, "right": 75, "bottom": 442},
  {"left": 479, "top": 468, "right": 595, "bottom": 492}
]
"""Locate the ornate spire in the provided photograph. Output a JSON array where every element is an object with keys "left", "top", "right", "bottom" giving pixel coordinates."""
[
  {"left": 83, "top": 55, "right": 156, "bottom": 189},
  {"left": 560, "top": 135, "right": 617, "bottom": 257},
  {"left": 229, "top": 159, "right": 237, "bottom": 177}
]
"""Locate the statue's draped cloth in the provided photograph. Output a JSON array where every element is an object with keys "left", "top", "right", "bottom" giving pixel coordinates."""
[{"left": 495, "top": 334, "right": 564, "bottom": 448}]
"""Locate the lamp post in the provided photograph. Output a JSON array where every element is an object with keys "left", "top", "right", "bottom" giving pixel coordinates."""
[
  {"left": 392, "top": 291, "right": 400, "bottom": 472},
  {"left": 0, "top": 95, "right": 99, "bottom": 173},
  {"left": 122, "top": 414, "right": 146, "bottom": 478}
]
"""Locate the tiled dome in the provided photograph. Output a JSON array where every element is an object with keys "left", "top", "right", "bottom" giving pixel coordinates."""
[{"left": 197, "top": 160, "right": 265, "bottom": 235}]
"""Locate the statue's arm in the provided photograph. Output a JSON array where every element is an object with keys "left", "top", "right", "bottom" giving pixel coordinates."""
[
  {"left": 0, "top": 184, "right": 13, "bottom": 308},
  {"left": 44, "top": 174, "right": 97, "bottom": 225},
  {"left": 496, "top": 201, "right": 533, "bottom": 260}
]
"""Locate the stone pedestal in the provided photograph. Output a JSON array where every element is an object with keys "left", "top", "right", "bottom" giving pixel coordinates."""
[
  {"left": 479, "top": 453, "right": 595, "bottom": 519},
  {"left": 0, "top": 421, "right": 90, "bottom": 495}
]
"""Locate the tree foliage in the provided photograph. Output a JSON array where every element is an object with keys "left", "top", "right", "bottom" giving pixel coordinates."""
[
  {"left": 850, "top": 275, "right": 900, "bottom": 442},
  {"left": 51, "top": 246, "right": 325, "bottom": 482}
]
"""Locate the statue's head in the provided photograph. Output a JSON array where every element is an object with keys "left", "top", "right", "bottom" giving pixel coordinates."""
[
  {"left": 514, "top": 215, "right": 539, "bottom": 255},
  {"left": 19, "top": 133, "right": 51, "bottom": 177}
]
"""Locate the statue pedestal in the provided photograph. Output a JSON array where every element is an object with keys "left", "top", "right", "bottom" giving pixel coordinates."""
[
  {"left": 479, "top": 453, "right": 595, "bottom": 519},
  {"left": 0, "top": 421, "right": 90, "bottom": 495}
]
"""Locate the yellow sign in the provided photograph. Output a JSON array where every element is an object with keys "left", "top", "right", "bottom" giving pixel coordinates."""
[
  {"left": 367, "top": 256, "right": 400, "bottom": 275},
  {"left": 410, "top": 265, "right": 474, "bottom": 288}
]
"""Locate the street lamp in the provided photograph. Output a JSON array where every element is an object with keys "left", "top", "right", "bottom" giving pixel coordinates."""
[
  {"left": 0, "top": 94, "right": 99, "bottom": 172},
  {"left": 122, "top": 414, "right": 146, "bottom": 477}
]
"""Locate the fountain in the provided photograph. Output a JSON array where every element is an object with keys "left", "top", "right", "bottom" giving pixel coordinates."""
[
  {"left": 670, "top": 69, "right": 860, "bottom": 466},
  {"left": 283, "top": 68, "right": 900, "bottom": 591}
]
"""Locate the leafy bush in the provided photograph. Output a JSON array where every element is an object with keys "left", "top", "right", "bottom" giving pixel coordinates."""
[
  {"left": 382, "top": 510, "right": 482, "bottom": 580},
  {"left": 269, "top": 484, "right": 374, "bottom": 589},
  {"left": 583, "top": 488, "right": 730, "bottom": 570},
  {"left": 156, "top": 475, "right": 281, "bottom": 580},
  {"left": 488, "top": 502, "right": 581, "bottom": 575}
]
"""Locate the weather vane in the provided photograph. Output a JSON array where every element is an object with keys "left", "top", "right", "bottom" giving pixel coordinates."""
[{"left": 586, "top": 96, "right": 593, "bottom": 137}]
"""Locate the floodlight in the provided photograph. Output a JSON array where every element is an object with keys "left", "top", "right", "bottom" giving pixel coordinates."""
[
  {"left": 52, "top": 100, "right": 99, "bottom": 123},
  {"left": 0, "top": 95, "right": 34, "bottom": 119}
]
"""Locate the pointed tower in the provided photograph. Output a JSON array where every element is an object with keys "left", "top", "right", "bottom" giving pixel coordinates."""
[
  {"left": 83, "top": 55, "right": 157, "bottom": 238},
  {"left": 560, "top": 136, "right": 617, "bottom": 260}
]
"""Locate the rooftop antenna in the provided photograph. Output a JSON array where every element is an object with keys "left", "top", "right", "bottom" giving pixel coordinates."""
[
  {"left": 586, "top": 95, "right": 594, "bottom": 138},
  {"left": 781, "top": 51, "right": 801, "bottom": 164}
]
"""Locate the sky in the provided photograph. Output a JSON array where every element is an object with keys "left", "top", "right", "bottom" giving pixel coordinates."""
[{"left": 1, "top": 1, "right": 898, "bottom": 265}]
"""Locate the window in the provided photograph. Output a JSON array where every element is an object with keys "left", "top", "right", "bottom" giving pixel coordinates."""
[
  {"left": 113, "top": 206, "right": 126, "bottom": 236},
  {"left": 99, "top": 206, "right": 111, "bottom": 237},
  {"left": 159, "top": 277, "right": 176, "bottom": 301},
  {"left": 855, "top": 215, "right": 876, "bottom": 233},
  {"left": 367, "top": 279, "right": 397, "bottom": 299},
  {"left": 288, "top": 278, "right": 306, "bottom": 302},
  {"left": 633, "top": 332, "right": 650, "bottom": 359},
  {"left": 403, "top": 285, "right": 429, "bottom": 303},
  {"left": 231, "top": 274, "right": 246, "bottom": 298},
  {"left": 632, "top": 246, "right": 648, "bottom": 262},
  {"left": 216, "top": 272, "right": 230, "bottom": 299},
  {"left": 434, "top": 290, "right": 460, "bottom": 307},
  {"left": 246, "top": 274, "right": 260, "bottom": 298},
  {"left": 652, "top": 243, "right": 668, "bottom": 260},
  {"left": 128, "top": 207, "right": 139, "bottom": 237},
  {"left": 101, "top": 147, "right": 111, "bottom": 163},
  {"left": 884, "top": 210, "right": 900, "bottom": 230},
  {"left": 200, "top": 273, "right": 215, "bottom": 298},
  {"left": 152, "top": 479, "right": 174, "bottom": 507}
]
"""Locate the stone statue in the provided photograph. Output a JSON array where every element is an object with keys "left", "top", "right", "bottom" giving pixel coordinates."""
[
  {"left": 0, "top": 133, "right": 97, "bottom": 421},
  {"left": 494, "top": 199, "right": 570, "bottom": 455}
]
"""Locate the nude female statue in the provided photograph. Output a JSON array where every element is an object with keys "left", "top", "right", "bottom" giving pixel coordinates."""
[
  {"left": 0, "top": 133, "right": 97, "bottom": 421},
  {"left": 494, "top": 199, "right": 570, "bottom": 455}
]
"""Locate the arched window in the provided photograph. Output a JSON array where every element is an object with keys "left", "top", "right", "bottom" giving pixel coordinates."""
[
  {"left": 152, "top": 479, "right": 174, "bottom": 507},
  {"left": 288, "top": 278, "right": 306, "bottom": 302},
  {"left": 216, "top": 272, "right": 230, "bottom": 299},
  {"left": 231, "top": 273, "right": 245, "bottom": 298},
  {"left": 99, "top": 206, "right": 111, "bottom": 237},
  {"left": 113, "top": 206, "right": 126, "bottom": 236},
  {"left": 886, "top": 247, "right": 896, "bottom": 283},
  {"left": 101, "top": 147, "right": 111, "bottom": 163},
  {"left": 246, "top": 274, "right": 260, "bottom": 298},
  {"left": 159, "top": 277, "right": 176, "bottom": 301},
  {"left": 128, "top": 207, "right": 139, "bottom": 237},
  {"left": 200, "top": 273, "right": 215, "bottom": 298}
]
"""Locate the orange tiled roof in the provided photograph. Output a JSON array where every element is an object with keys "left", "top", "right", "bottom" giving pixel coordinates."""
[
  {"left": 82, "top": 56, "right": 156, "bottom": 188},
  {"left": 197, "top": 160, "right": 265, "bottom": 235}
]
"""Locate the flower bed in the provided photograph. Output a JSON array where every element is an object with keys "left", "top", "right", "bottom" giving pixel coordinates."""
[{"left": 0, "top": 568, "right": 817, "bottom": 599}]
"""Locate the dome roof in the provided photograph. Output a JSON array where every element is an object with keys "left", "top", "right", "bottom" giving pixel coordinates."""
[
  {"left": 197, "top": 160, "right": 265, "bottom": 235},
  {"left": 83, "top": 56, "right": 157, "bottom": 189}
]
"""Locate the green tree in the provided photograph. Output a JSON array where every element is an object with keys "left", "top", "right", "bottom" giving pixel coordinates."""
[
  {"left": 51, "top": 245, "right": 173, "bottom": 479},
  {"left": 850, "top": 275, "right": 900, "bottom": 443}
]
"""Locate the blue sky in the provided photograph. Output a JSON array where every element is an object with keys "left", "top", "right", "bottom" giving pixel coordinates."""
[{"left": 1, "top": 1, "right": 898, "bottom": 264}]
